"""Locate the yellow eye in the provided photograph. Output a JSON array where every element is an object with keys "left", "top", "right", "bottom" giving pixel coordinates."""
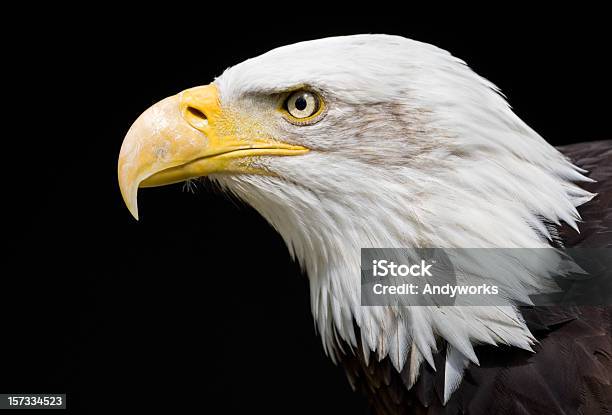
[{"left": 285, "top": 91, "right": 320, "bottom": 119}]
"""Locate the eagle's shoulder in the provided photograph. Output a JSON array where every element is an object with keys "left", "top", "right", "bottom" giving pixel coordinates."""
[{"left": 339, "top": 140, "right": 612, "bottom": 414}]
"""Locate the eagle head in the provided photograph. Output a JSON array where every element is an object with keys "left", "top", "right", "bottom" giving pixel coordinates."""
[{"left": 118, "top": 34, "right": 593, "bottom": 401}]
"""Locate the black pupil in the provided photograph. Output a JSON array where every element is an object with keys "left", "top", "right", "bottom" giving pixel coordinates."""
[{"left": 295, "top": 95, "right": 308, "bottom": 111}]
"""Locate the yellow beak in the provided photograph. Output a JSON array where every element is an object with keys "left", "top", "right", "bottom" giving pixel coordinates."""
[{"left": 118, "top": 84, "right": 308, "bottom": 220}]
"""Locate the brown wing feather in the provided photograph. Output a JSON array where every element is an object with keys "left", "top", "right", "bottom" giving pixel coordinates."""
[
  {"left": 339, "top": 140, "right": 612, "bottom": 414},
  {"left": 558, "top": 140, "right": 612, "bottom": 248}
]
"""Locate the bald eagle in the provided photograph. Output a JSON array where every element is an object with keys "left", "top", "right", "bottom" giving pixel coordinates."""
[{"left": 118, "top": 35, "right": 611, "bottom": 414}]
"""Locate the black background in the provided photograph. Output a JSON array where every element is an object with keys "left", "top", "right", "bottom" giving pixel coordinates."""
[{"left": 4, "top": 10, "right": 610, "bottom": 414}]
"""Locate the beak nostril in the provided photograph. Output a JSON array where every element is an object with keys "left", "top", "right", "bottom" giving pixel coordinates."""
[{"left": 186, "top": 106, "right": 207, "bottom": 121}]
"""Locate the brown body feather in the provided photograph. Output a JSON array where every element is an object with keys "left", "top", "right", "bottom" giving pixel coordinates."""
[{"left": 340, "top": 140, "right": 612, "bottom": 415}]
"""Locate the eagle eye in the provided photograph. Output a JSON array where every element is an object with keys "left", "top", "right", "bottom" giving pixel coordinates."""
[{"left": 284, "top": 90, "right": 322, "bottom": 122}]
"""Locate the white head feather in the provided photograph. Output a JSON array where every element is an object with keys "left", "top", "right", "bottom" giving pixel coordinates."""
[{"left": 208, "top": 35, "right": 593, "bottom": 401}]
